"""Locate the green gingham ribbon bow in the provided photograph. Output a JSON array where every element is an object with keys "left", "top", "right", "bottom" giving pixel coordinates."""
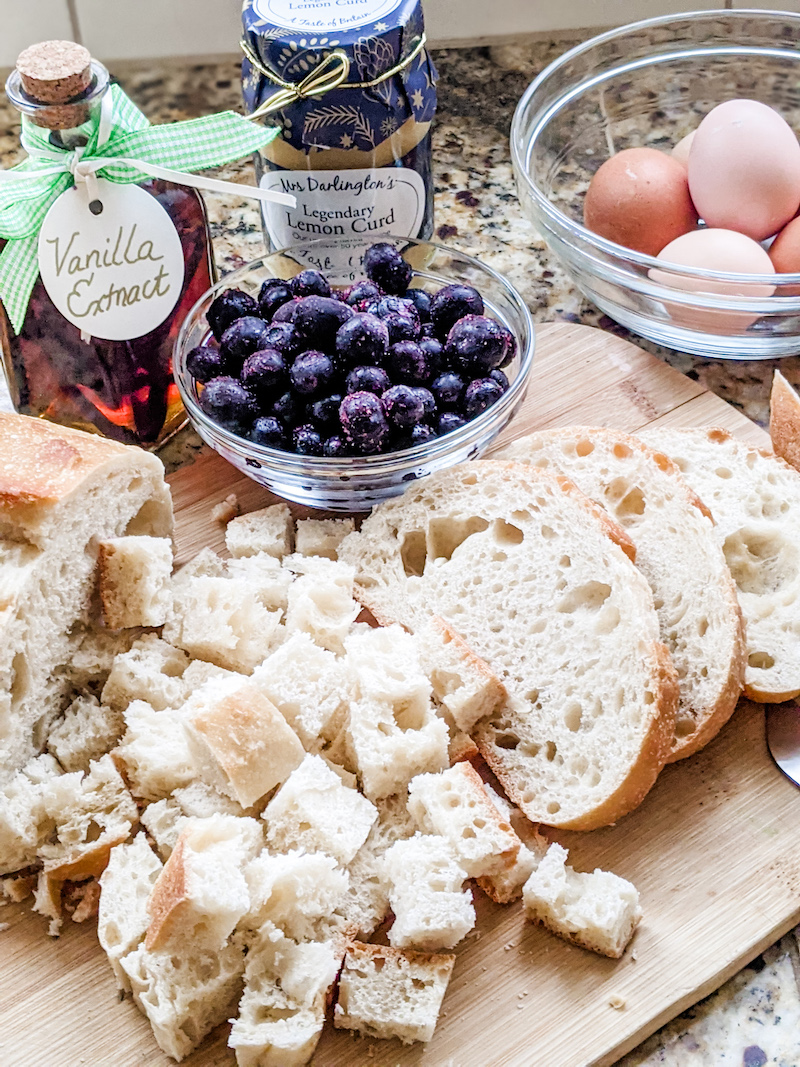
[{"left": 0, "top": 83, "right": 295, "bottom": 334}]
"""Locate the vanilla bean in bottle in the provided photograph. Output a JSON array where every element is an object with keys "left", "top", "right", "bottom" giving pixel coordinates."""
[{"left": 0, "top": 41, "right": 215, "bottom": 447}]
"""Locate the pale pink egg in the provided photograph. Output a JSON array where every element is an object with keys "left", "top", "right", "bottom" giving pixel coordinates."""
[
  {"left": 671, "top": 131, "right": 695, "bottom": 168},
  {"left": 688, "top": 99, "right": 800, "bottom": 241},
  {"left": 649, "top": 228, "right": 775, "bottom": 332}
]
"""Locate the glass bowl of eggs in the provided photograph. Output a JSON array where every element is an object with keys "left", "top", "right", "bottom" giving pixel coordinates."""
[
  {"left": 511, "top": 8, "right": 800, "bottom": 359},
  {"left": 174, "top": 236, "right": 535, "bottom": 511}
]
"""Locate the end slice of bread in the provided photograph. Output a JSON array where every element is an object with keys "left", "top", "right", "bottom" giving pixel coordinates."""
[{"left": 334, "top": 940, "right": 455, "bottom": 1045}]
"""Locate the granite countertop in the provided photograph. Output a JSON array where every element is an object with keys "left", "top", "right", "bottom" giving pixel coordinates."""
[{"left": 2, "top": 37, "right": 800, "bottom": 1067}]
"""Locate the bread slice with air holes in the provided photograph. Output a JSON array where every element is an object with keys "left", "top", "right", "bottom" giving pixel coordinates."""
[
  {"left": 338, "top": 461, "right": 678, "bottom": 831},
  {"left": 334, "top": 940, "right": 455, "bottom": 1045},
  {"left": 642, "top": 426, "right": 800, "bottom": 702},
  {"left": 499, "top": 427, "right": 745, "bottom": 761},
  {"left": 98, "top": 833, "right": 163, "bottom": 990}
]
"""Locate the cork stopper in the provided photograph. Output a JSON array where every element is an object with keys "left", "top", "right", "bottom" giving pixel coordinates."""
[{"left": 15, "top": 40, "right": 93, "bottom": 129}]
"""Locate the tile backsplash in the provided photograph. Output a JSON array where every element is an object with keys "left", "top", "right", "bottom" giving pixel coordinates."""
[{"left": 2, "top": 0, "right": 797, "bottom": 68}]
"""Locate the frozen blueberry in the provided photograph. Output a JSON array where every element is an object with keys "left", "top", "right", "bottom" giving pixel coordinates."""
[
  {"left": 418, "top": 336, "right": 445, "bottom": 378},
  {"left": 420, "top": 321, "right": 436, "bottom": 338},
  {"left": 411, "top": 386, "right": 436, "bottom": 420},
  {"left": 292, "top": 423, "right": 324, "bottom": 455},
  {"left": 445, "top": 315, "right": 511, "bottom": 375},
  {"left": 335, "top": 313, "right": 390, "bottom": 366},
  {"left": 199, "top": 376, "right": 258, "bottom": 432},
  {"left": 258, "top": 281, "right": 293, "bottom": 320},
  {"left": 294, "top": 295, "right": 353, "bottom": 349},
  {"left": 240, "top": 348, "right": 287, "bottom": 401},
  {"left": 403, "top": 288, "right": 432, "bottom": 321},
  {"left": 262, "top": 321, "right": 302, "bottom": 357},
  {"left": 437, "top": 411, "right": 467, "bottom": 435},
  {"left": 207, "top": 288, "right": 259, "bottom": 341},
  {"left": 323, "top": 434, "right": 348, "bottom": 457},
  {"left": 365, "top": 295, "right": 420, "bottom": 328},
  {"left": 186, "top": 345, "right": 224, "bottom": 384},
  {"left": 345, "top": 365, "right": 391, "bottom": 396},
  {"left": 382, "top": 384, "right": 426, "bottom": 429},
  {"left": 291, "top": 269, "right": 332, "bottom": 299},
  {"left": 410, "top": 422, "right": 437, "bottom": 445},
  {"left": 343, "top": 279, "right": 382, "bottom": 306},
  {"left": 497, "top": 322, "right": 517, "bottom": 368},
  {"left": 383, "top": 311, "right": 419, "bottom": 344},
  {"left": 272, "top": 298, "right": 301, "bottom": 323},
  {"left": 430, "top": 283, "right": 484, "bottom": 338},
  {"left": 363, "top": 242, "right": 413, "bottom": 294},
  {"left": 431, "top": 371, "right": 465, "bottom": 410},
  {"left": 290, "top": 350, "right": 336, "bottom": 396},
  {"left": 489, "top": 368, "right": 510, "bottom": 391},
  {"left": 387, "top": 340, "right": 429, "bottom": 384},
  {"left": 339, "top": 391, "right": 390, "bottom": 454},
  {"left": 464, "top": 377, "right": 505, "bottom": 418},
  {"left": 250, "top": 416, "right": 287, "bottom": 448},
  {"left": 219, "top": 316, "right": 272, "bottom": 371},
  {"left": 270, "top": 390, "right": 301, "bottom": 425},
  {"left": 308, "top": 393, "right": 343, "bottom": 430}
]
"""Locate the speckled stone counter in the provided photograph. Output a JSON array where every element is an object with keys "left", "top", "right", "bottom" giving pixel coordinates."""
[{"left": 2, "top": 38, "right": 800, "bottom": 1067}]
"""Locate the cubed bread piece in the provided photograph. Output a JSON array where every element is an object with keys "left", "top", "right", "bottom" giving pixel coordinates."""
[
  {"left": 448, "top": 730, "right": 479, "bottom": 765},
  {"left": 407, "top": 762, "right": 519, "bottom": 878},
  {"left": 334, "top": 941, "right": 455, "bottom": 1045},
  {"left": 102, "top": 635, "right": 190, "bottom": 712},
  {"left": 521, "top": 842, "right": 642, "bottom": 958},
  {"left": 243, "top": 849, "right": 349, "bottom": 941},
  {"left": 38, "top": 754, "right": 138, "bottom": 882},
  {"left": 140, "top": 797, "right": 187, "bottom": 860},
  {"left": 173, "top": 780, "right": 253, "bottom": 819},
  {"left": 348, "top": 698, "right": 449, "bottom": 802},
  {"left": 98, "top": 833, "right": 163, "bottom": 990},
  {"left": 336, "top": 793, "right": 417, "bottom": 939},
  {"left": 164, "top": 575, "right": 284, "bottom": 673},
  {"left": 61, "top": 624, "right": 136, "bottom": 692},
  {"left": 417, "top": 615, "right": 507, "bottom": 733},
  {"left": 229, "top": 922, "right": 344, "bottom": 1067},
  {"left": 250, "top": 633, "right": 353, "bottom": 749},
  {"left": 180, "top": 659, "right": 241, "bottom": 696},
  {"left": 263, "top": 754, "right": 377, "bottom": 866},
  {"left": 227, "top": 554, "right": 293, "bottom": 612},
  {"left": 186, "top": 684, "right": 304, "bottom": 808},
  {"left": 115, "top": 700, "right": 199, "bottom": 802},
  {"left": 0, "top": 758, "right": 61, "bottom": 874},
  {"left": 146, "top": 814, "right": 263, "bottom": 951},
  {"left": 98, "top": 535, "right": 173, "bottom": 629},
  {"left": 174, "top": 547, "right": 226, "bottom": 581},
  {"left": 384, "top": 833, "right": 474, "bottom": 951},
  {"left": 345, "top": 624, "right": 432, "bottom": 718},
  {"left": 47, "top": 694, "right": 124, "bottom": 773},
  {"left": 226, "top": 503, "right": 293, "bottom": 559},
  {"left": 284, "top": 557, "right": 359, "bottom": 654},
  {"left": 294, "top": 518, "right": 355, "bottom": 560},
  {"left": 476, "top": 784, "right": 550, "bottom": 904},
  {"left": 122, "top": 937, "right": 246, "bottom": 1062}
]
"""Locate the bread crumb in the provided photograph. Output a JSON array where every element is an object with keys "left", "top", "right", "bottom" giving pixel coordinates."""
[
  {"left": 631, "top": 949, "right": 638, "bottom": 961},
  {"left": 0, "top": 922, "right": 9, "bottom": 933},
  {"left": 608, "top": 996, "right": 626, "bottom": 1011},
  {"left": 211, "top": 493, "right": 240, "bottom": 524}
]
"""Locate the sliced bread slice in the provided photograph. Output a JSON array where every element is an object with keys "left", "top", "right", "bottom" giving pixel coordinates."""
[
  {"left": 500, "top": 427, "right": 745, "bottom": 760},
  {"left": 339, "top": 462, "right": 678, "bottom": 830},
  {"left": 642, "top": 427, "right": 800, "bottom": 701}
]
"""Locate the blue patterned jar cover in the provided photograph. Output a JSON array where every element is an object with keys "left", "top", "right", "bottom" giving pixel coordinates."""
[{"left": 241, "top": 0, "right": 437, "bottom": 157}]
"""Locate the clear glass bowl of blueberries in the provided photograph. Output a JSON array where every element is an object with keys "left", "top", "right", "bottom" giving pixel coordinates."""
[{"left": 174, "top": 236, "right": 535, "bottom": 511}]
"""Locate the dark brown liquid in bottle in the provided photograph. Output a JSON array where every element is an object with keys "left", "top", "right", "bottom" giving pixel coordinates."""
[{"left": 0, "top": 180, "right": 213, "bottom": 447}]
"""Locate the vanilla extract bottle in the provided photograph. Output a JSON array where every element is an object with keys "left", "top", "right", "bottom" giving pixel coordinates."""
[{"left": 0, "top": 41, "right": 215, "bottom": 447}]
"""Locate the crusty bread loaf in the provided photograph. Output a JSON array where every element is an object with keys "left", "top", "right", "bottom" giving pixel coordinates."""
[
  {"left": 500, "top": 427, "right": 745, "bottom": 761},
  {"left": 98, "top": 833, "right": 163, "bottom": 989},
  {"left": 0, "top": 413, "right": 172, "bottom": 780},
  {"left": 228, "top": 923, "right": 344, "bottom": 1067},
  {"left": 339, "top": 462, "right": 678, "bottom": 830},
  {"left": 770, "top": 370, "right": 800, "bottom": 472},
  {"left": 643, "top": 427, "right": 800, "bottom": 702},
  {"left": 225, "top": 502, "right": 293, "bottom": 559},
  {"left": 407, "top": 762, "right": 519, "bottom": 878},
  {"left": 122, "top": 936, "right": 246, "bottom": 1062},
  {"left": 384, "top": 833, "right": 474, "bottom": 951},
  {"left": 521, "top": 842, "right": 642, "bottom": 959},
  {"left": 97, "top": 535, "right": 173, "bottom": 629},
  {"left": 334, "top": 941, "right": 455, "bottom": 1045}
]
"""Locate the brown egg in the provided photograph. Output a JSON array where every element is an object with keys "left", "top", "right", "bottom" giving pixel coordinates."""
[
  {"left": 584, "top": 147, "right": 699, "bottom": 257},
  {"left": 769, "top": 216, "right": 800, "bottom": 294}
]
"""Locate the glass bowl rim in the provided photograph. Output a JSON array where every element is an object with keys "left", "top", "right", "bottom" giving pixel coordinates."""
[
  {"left": 510, "top": 7, "right": 800, "bottom": 290},
  {"left": 174, "top": 234, "right": 536, "bottom": 474}
]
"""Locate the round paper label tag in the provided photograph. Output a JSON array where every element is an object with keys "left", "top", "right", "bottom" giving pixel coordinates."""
[
  {"left": 252, "top": 0, "right": 402, "bottom": 32},
  {"left": 38, "top": 178, "right": 185, "bottom": 341}
]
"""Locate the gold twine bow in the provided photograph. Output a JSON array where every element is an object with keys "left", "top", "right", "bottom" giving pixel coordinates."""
[{"left": 241, "top": 34, "right": 428, "bottom": 121}]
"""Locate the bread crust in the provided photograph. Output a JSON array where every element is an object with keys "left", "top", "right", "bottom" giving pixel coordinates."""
[
  {"left": 145, "top": 835, "right": 188, "bottom": 951},
  {"left": 770, "top": 370, "right": 800, "bottom": 473}
]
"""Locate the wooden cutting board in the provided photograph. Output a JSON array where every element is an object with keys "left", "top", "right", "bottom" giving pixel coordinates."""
[{"left": 2, "top": 322, "right": 798, "bottom": 1067}]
